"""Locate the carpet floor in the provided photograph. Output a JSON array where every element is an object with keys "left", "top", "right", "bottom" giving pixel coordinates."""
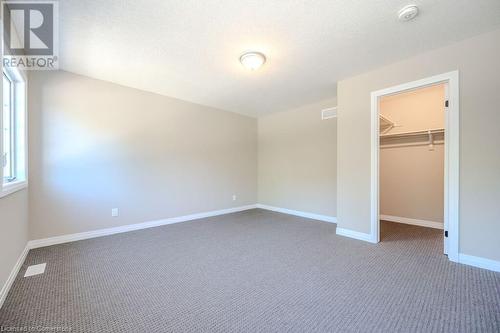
[{"left": 1, "top": 209, "right": 499, "bottom": 332}]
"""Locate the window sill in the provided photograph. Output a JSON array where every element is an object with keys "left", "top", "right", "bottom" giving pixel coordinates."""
[{"left": 0, "top": 181, "right": 28, "bottom": 199}]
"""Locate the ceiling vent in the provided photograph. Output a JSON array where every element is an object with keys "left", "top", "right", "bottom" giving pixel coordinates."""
[{"left": 321, "top": 107, "right": 337, "bottom": 120}]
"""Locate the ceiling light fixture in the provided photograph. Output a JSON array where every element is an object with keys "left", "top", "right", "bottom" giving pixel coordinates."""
[
  {"left": 240, "top": 52, "right": 266, "bottom": 70},
  {"left": 398, "top": 5, "right": 419, "bottom": 22}
]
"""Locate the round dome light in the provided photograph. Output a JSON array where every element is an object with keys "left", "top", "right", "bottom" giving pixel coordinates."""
[
  {"left": 398, "top": 5, "right": 419, "bottom": 22},
  {"left": 239, "top": 52, "right": 266, "bottom": 70}
]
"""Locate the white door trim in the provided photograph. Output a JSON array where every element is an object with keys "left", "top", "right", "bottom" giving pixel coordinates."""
[{"left": 370, "top": 71, "right": 460, "bottom": 262}]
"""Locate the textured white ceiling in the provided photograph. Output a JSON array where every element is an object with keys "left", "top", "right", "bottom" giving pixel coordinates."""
[{"left": 59, "top": 0, "right": 500, "bottom": 117}]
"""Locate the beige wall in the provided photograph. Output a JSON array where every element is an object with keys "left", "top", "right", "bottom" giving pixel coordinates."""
[
  {"left": 28, "top": 71, "right": 257, "bottom": 240},
  {"left": 0, "top": 188, "right": 28, "bottom": 298},
  {"left": 380, "top": 84, "right": 445, "bottom": 134},
  {"left": 337, "top": 28, "right": 500, "bottom": 261},
  {"left": 380, "top": 85, "right": 445, "bottom": 223},
  {"left": 380, "top": 145, "right": 444, "bottom": 223},
  {"left": 258, "top": 99, "right": 337, "bottom": 217},
  {"left": 0, "top": 46, "right": 29, "bottom": 299}
]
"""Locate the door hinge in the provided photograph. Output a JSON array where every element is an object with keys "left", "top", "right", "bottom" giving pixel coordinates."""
[
  {"left": 445, "top": 230, "right": 448, "bottom": 237},
  {"left": 445, "top": 100, "right": 449, "bottom": 107}
]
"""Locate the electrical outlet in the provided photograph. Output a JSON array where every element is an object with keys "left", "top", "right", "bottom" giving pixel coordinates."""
[
  {"left": 232, "top": 195, "right": 237, "bottom": 201},
  {"left": 111, "top": 208, "right": 119, "bottom": 217}
]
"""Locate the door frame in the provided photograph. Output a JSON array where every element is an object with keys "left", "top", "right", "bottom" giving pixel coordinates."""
[{"left": 370, "top": 71, "right": 459, "bottom": 262}]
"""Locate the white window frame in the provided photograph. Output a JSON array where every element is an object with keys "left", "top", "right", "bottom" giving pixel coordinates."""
[{"left": 1, "top": 66, "right": 28, "bottom": 198}]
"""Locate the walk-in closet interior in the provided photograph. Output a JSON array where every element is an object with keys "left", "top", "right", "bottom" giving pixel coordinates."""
[{"left": 379, "top": 84, "right": 446, "bottom": 249}]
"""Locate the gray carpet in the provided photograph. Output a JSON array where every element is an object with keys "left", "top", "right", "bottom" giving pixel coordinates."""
[{"left": 1, "top": 209, "right": 499, "bottom": 332}]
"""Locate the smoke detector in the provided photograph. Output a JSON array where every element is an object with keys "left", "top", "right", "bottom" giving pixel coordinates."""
[{"left": 398, "top": 5, "right": 419, "bottom": 22}]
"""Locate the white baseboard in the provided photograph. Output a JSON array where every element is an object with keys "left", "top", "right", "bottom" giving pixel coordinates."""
[
  {"left": 336, "top": 227, "right": 377, "bottom": 243},
  {"left": 0, "top": 244, "right": 29, "bottom": 309},
  {"left": 458, "top": 253, "right": 500, "bottom": 272},
  {"left": 28, "top": 205, "right": 258, "bottom": 249},
  {"left": 256, "top": 204, "right": 337, "bottom": 223},
  {"left": 380, "top": 215, "right": 443, "bottom": 229}
]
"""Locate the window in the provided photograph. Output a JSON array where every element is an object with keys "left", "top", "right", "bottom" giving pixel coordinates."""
[
  {"left": 3, "top": 73, "right": 14, "bottom": 182},
  {"left": 1, "top": 67, "right": 27, "bottom": 197}
]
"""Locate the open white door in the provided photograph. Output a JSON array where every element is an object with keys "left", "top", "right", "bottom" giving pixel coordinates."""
[
  {"left": 370, "top": 71, "right": 460, "bottom": 262},
  {"left": 443, "top": 82, "right": 449, "bottom": 255}
]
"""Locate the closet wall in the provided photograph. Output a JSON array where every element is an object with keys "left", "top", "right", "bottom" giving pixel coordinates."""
[{"left": 380, "top": 84, "right": 445, "bottom": 225}]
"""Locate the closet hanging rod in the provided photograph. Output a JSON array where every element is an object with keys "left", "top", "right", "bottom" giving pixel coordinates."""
[{"left": 380, "top": 128, "right": 444, "bottom": 139}]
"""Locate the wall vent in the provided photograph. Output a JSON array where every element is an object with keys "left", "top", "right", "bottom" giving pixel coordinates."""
[{"left": 321, "top": 107, "right": 337, "bottom": 120}]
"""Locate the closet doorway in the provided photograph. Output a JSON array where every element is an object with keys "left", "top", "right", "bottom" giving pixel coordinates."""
[{"left": 370, "top": 72, "right": 459, "bottom": 262}]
